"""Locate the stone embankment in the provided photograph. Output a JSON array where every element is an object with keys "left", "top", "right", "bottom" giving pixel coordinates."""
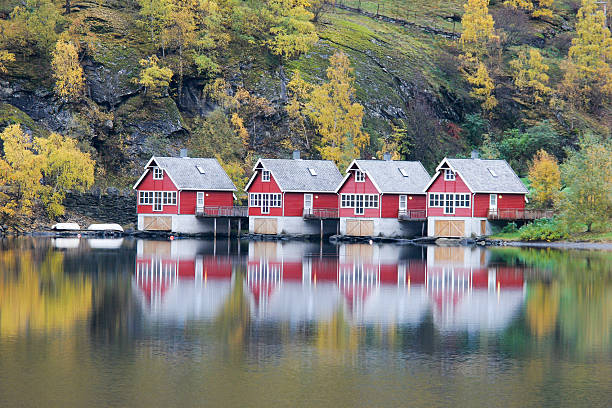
[{"left": 63, "top": 188, "right": 136, "bottom": 225}]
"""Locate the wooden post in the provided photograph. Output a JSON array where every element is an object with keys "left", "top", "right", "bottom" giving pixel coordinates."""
[
  {"left": 214, "top": 218, "right": 217, "bottom": 238},
  {"left": 320, "top": 219, "right": 324, "bottom": 241},
  {"left": 228, "top": 218, "right": 231, "bottom": 237},
  {"left": 238, "top": 218, "right": 241, "bottom": 237},
  {"left": 422, "top": 221, "right": 425, "bottom": 237}
]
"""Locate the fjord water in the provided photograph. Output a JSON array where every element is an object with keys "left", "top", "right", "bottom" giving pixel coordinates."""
[{"left": 0, "top": 238, "right": 611, "bottom": 407}]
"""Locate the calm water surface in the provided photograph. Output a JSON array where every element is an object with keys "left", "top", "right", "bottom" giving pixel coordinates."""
[{"left": 0, "top": 237, "right": 611, "bottom": 407}]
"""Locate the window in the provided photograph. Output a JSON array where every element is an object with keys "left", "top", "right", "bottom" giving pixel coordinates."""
[
  {"left": 308, "top": 168, "right": 317, "bottom": 176},
  {"left": 196, "top": 165, "right": 205, "bottom": 174},
  {"left": 139, "top": 191, "right": 154, "bottom": 205},
  {"left": 399, "top": 195, "right": 407, "bottom": 211},
  {"left": 153, "top": 167, "right": 163, "bottom": 180},
  {"left": 249, "top": 193, "right": 281, "bottom": 208},
  {"left": 162, "top": 191, "right": 177, "bottom": 205},
  {"left": 455, "top": 193, "right": 470, "bottom": 208},
  {"left": 262, "top": 170, "right": 270, "bottom": 182},
  {"left": 488, "top": 168, "right": 498, "bottom": 177},
  {"left": 355, "top": 170, "right": 365, "bottom": 182},
  {"left": 154, "top": 191, "right": 163, "bottom": 211},
  {"left": 399, "top": 168, "right": 409, "bottom": 177},
  {"left": 340, "top": 194, "right": 377, "bottom": 209},
  {"left": 444, "top": 169, "right": 455, "bottom": 181},
  {"left": 444, "top": 193, "right": 455, "bottom": 214}
]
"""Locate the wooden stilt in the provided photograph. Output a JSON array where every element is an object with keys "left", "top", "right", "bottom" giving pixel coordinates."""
[
  {"left": 320, "top": 219, "right": 323, "bottom": 241},
  {"left": 422, "top": 221, "right": 425, "bottom": 237},
  {"left": 228, "top": 218, "right": 231, "bottom": 237},
  {"left": 238, "top": 218, "right": 241, "bottom": 237},
  {"left": 214, "top": 218, "right": 217, "bottom": 238}
]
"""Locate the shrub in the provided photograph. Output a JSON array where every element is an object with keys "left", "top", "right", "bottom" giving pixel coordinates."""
[
  {"left": 518, "top": 218, "right": 569, "bottom": 241},
  {"left": 502, "top": 222, "right": 518, "bottom": 233}
]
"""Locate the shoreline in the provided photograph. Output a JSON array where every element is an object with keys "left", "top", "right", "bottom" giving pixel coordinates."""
[{"left": 4, "top": 230, "right": 612, "bottom": 250}]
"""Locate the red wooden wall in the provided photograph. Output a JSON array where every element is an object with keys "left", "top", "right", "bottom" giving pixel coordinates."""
[
  {"left": 136, "top": 168, "right": 179, "bottom": 214},
  {"left": 338, "top": 171, "right": 381, "bottom": 218},
  {"left": 247, "top": 171, "right": 283, "bottom": 216}
]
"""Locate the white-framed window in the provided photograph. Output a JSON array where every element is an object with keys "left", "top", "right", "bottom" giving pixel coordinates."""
[
  {"left": 399, "top": 195, "right": 407, "bottom": 211},
  {"left": 249, "top": 193, "right": 281, "bottom": 208},
  {"left": 304, "top": 194, "right": 313, "bottom": 210},
  {"left": 162, "top": 191, "right": 177, "bottom": 205},
  {"left": 262, "top": 170, "right": 270, "bottom": 182},
  {"left": 153, "top": 191, "right": 163, "bottom": 211},
  {"left": 153, "top": 167, "right": 163, "bottom": 180},
  {"left": 138, "top": 191, "right": 154, "bottom": 205},
  {"left": 340, "top": 194, "right": 378, "bottom": 209},
  {"left": 197, "top": 192, "right": 204, "bottom": 209},
  {"left": 429, "top": 193, "right": 470, "bottom": 209},
  {"left": 355, "top": 170, "right": 365, "bottom": 182},
  {"left": 444, "top": 169, "right": 455, "bottom": 181}
]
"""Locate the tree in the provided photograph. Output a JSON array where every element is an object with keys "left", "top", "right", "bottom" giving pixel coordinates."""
[
  {"left": 0, "top": 50, "right": 15, "bottom": 74},
  {"left": 510, "top": 47, "right": 552, "bottom": 104},
  {"left": 459, "top": 0, "right": 499, "bottom": 110},
  {"left": 35, "top": 132, "right": 95, "bottom": 218},
  {"left": 309, "top": 0, "right": 334, "bottom": 22},
  {"left": 504, "top": 0, "right": 554, "bottom": 19},
  {"left": 559, "top": 134, "right": 612, "bottom": 232},
  {"left": 303, "top": 51, "right": 369, "bottom": 170},
  {"left": 137, "top": 0, "right": 173, "bottom": 44},
  {"left": 528, "top": 149, "right": 561, "bottom": 208},
  {"left": 264, "top": 0, "right": 318, "bottom": 61},
  {"left": 134, "top": 55, "right": 174, "bottom": 97},
  {"left": 286, "top": 71, "right": 314, "bottom": 150},
  {"left": 51, "top": 40, "right": 85, "bottom": 102},
  {"left": 6, "top": 0, "right": 62, "bottom": 55},
  {"left": 464, "top": 59, "right": 497, "bottom": 110},
  {"left": 460, "top": 0, "right": 497, "bottom": 55},
  {"left": 0, "top": 124, "right": 95, "bottom": 224},
  {"left": 561, "top": 0, "right": 612, "bottom": 109}
]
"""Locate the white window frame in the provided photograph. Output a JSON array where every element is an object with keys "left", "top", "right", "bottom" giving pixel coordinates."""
[
  {"left": 153, "top": 167, "right": 163, "bottom": 180},
  {"left": 399, "top": 195, "right": 407, "bottom": 212},
  {"left": 354, "top": 195, "right": 365, "bottom": 215},
  {"left": 153, "top": 191, "right": 163, "bottom": 211},
  {"left": 355, "top": 170, "right": 365, "bottom": 182},
  {"left": 262, "top": 170, "right": 270, "bottom": 182},
  {"left": 444, "top": 169, "right": 455, "bottom": 181},
  {"left": 490, "top": 193, "right": 498, "bottom": 210},
  {"left": 444, "top": 193, "right": 455, "bottom": 214},
  {"left": 304, "top": 194, "right": 313, "bottom": 210},
  {"left": 197, "top": 192, "right": 205, "bottom": 210},
  {"left": 138, "top": 191, "right": 154, "bottom": 205}
]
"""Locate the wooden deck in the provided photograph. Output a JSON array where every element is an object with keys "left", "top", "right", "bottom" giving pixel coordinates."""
[
  {"left": 398, "top": 209, "right": 427, "bottom": 221},
  {"left": 303, "top": 208, "right": 339, "bottom": 219},
  {"left": 196, "top": 206, "right": 248, "bottom": 218},
  {"left": 488, "top": 208, "right": 555, "bottom": 220}
]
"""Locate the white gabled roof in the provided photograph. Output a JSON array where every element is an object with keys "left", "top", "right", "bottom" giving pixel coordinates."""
[
  {"left": 424, "top": 158, "right": 528, "bottom": 194},
  {"left": 245, "top": 158, "right": 343, "bottom": 193},
  {"left": 133, "top": 156, "right": 237, "bottom": 191},
  {"left": 337, "top": 160, "right": 430, "bottom": 194}
]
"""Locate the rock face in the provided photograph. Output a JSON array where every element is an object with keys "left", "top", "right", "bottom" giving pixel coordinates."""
[
  {"left": 64, "top": 189, "right": 136, "bottom": 225},
  {"left": 83, "top": 56, "right": 140, "bottom": 108}
]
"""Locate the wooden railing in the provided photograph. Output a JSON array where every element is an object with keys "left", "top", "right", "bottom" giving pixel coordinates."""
[
  {"left": 196, "top": 206, "right": 248, "bottom": 217},
  {"left": 488, "top": 208, "right": 555, "bottom": 220},
  {"left": 398, "top": 209, "right": 427, "bottom": 220},
  {"left": 303, "top": 208, "right": 339, "bottom": 219}
]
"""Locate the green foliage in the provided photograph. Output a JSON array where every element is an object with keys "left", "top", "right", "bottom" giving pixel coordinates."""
[
  {"left": 134, "top": 55, "right": 173, "bottom": 97},
  {"left": 558, "top": 134, "right": 612, "bottom": 232},
  {"left": 462, "top": 113, "right": 489, "bottom": 146},
  {"left": 5, "top": 0, "right": 63, "bottom": 55},
  {"left": 263, "top": 0, "right": 319, "bottom": 61},
  {"left": 519, "top": 217, "right": 569, "bottom": 241},
  {"left": 501, "top": 221, "right": 518, "bottom": 233}
]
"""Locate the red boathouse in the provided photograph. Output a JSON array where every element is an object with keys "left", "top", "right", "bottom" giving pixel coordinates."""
[
  {"left": 336, "top": 158, "right": 430, "bottom": 237},
  {"left": 424, "top": 156, "right": 528, "bottom": 237},
  {"left": 133, "top": 156, "right": 238, "bottom": 234},
  {"left": 244, "top": 152, "right": 343, "bottom": 235}
]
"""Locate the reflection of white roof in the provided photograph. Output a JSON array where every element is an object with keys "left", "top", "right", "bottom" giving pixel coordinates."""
[
  {"left": 53, "top": 238, "right": 80, "bottom": 249},
  {"left": 87, "top": 238, "right": 124, "bottom": 249},
  {"left": 247, "top": 282, "right": 341, "bottom": 323},
  {"left": 354, "top": 286, "right": 429, "bottom": 325},
  {"left": 431, "top": 288, "right": 525, "bottom": 332},
  {"left": 134, "top": 278, "right": 232, "bottom": 323}
]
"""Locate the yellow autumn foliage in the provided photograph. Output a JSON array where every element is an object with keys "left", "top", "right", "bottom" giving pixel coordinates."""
[
  {"left": 460, "top": 0, "right": 498, "bottom": 56},
  {"left": 528, "top": 149, "right": 561, "bottom": 207},
  {"left": 134, "top": 55, "right": 174, "bottom": 97},
  {"left": 264, "top": 0, "right": 318, "bottom": 60},
  {"left": 463, "top": 58, "right": 498, "bottom": 110},
  {"left": 504, "top": 0, "right": 554, "bottom": 19},
  {"left": 0, "top": 50, "right": 15, "bottom": 74},
  {"left": 510, "top": 48, "right": 553, "bottom": 104},
  {"left": 51, "top": 40, "right": 85, "bottom": 102}
]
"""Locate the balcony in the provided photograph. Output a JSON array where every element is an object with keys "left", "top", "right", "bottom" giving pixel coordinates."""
[
  {"left": 196, "top": 206, "right": 248, "bottom": 218},
  {"left": 398, "top": 209, "right": 427, "bottom": 221},
  {"left": 488, "top": 208, "right": 555, "bottom": 220},
  {"left": 303, "top": 208, "right": 339, "bottom": 219}
]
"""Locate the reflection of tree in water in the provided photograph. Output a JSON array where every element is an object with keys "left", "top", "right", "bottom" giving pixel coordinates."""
[
  {"left": 215, "top": 266, "right": 251, "bottom": 353},
  {"left": 494, "top": 247, "right": 612, "bottom": 355},
  {"left": 0, "top": 249, "right": 93, "bottom": 336}
]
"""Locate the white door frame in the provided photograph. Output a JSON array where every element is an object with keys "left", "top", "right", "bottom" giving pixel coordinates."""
[
  {"left": 399, "top": 195, "right": 407, "bottom": 214},
  {"left": 489, "top": 193, "right": 498, "bottom": 214},
  {"left": 196, "top": 192, "right": 205, "bottom": 212},
  {"left": 304, "top": 193, "right": 313, "bottom": 215}
]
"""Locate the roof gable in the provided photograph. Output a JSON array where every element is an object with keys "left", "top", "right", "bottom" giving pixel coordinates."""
[
  {"left": 134, "top": 156, "right": 237, "bottom": 191},
  {"left": 347, "top": 160, "right": 431, "bottom": 194},
  {"left": 427, "top": 158, "right": 528, "bottom": 194},
  {"left": 247, "top": 158, "right": 343, "bottom": 192}
]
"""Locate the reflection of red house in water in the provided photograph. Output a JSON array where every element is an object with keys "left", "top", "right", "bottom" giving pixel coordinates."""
[{"left": 134, "top": 240, "right": 233, "bottom": 321}]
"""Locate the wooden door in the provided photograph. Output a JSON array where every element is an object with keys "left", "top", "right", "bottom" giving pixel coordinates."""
[
  {"left": 143, "top": 216, "right": 172, "bottom": 231},
  {"left": 346, "top": 220, "right": 361, "bottom": 236},
  {"left": 254, "top": 218, "right": 277, "bottom": 234},
  {"left": 434, "top": 220, "right": 464, "bottom": 237},
  {"left": 360, "top": 220, "right": 374, "bottom": 236},
  {"left": 480, "top": 220, "right": 487, "bottom": 235}
]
